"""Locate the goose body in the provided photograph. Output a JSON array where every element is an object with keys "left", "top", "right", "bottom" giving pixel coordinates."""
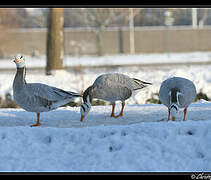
[
  {"left": 13, "top": 54, "right": 81, "bottom": 126},
  {"left": 159, "top": 76, "right": 196, "bottom": 121},
  {"left": 80, "top": 73, "right": 152, "bottom": 121},
  {"left": 89, "top": 73, "right": 144, "bottom": 102}
]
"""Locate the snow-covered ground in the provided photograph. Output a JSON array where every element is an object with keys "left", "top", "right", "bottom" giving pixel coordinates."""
[
  {"left": 1, "top": 52, "right": 211, "bottom": 172},
  {"left": 0, "top": 101, "right": 211, "bottom": 172}
]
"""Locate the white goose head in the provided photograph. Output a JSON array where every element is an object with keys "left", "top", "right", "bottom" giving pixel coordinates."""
[
  {"left": 169, "top": 103, "right": 179, "bottom": 121},
  {"left": 13, "top": 54, "right": 25, "bottom": 68}
]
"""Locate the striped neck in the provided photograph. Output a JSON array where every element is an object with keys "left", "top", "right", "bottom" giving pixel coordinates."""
[{"left": 83, "top": 86, "right": 93, "bottom": 103}]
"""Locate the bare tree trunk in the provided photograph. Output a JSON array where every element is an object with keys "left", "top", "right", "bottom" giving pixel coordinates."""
[{"left": 46, "top": 8, "right": 64, "bottom": 75}]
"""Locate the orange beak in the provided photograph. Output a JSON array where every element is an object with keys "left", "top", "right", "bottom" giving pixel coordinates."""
[
  {"left": 172, "top": 116, "right": 176, "bottom": 121},
  {"left": 80, "top": 115, "right": 84, "bottom": 122},
  {"left": 14, "top": 59, "right": 19, "bottom": 63}
]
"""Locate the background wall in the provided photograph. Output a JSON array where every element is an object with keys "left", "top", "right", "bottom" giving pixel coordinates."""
[{"left": 2, "top": 26, "right": 211, "bottom": 57}]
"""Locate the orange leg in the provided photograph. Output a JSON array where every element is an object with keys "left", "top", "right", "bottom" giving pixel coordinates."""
[
  {"left": 168, "top": 109, "right": 170, "bottom": 121},
  {"left": 31, "top": 113, "right": 41, "bottom": 127},
  {"left": 110, "top": 102, "right": 125, "bottom": 118},
  {"left": 118, "top": 102, "right": 125, "bottom": 117},
  {"left": 110, "top": 104, "right": 119, "bottom": 118},
  {"left": 110, "top": 103, "right": 116, "bottom": 117},
  {"left": 183, "top": 108, "right": 187, "bottom": 121}
]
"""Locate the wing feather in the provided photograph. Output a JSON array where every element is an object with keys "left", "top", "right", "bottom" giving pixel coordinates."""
[{"left": 25, "top": 83, "right": 80, "bottom": 101}]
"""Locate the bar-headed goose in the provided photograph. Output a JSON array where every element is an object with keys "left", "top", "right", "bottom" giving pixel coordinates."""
[
  {"left": 13, "top": 54, "right": 81, "bottom": 127},
  {"left": 159, "top": 76, "right": 196, "bottom": 121},
  {"left": 80, "top": 73, "right": 152, "bottom": 121}
]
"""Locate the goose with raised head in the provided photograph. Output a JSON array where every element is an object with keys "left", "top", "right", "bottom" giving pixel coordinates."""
[{"left": 12, "top": 54, "right": 81, "bottom": 127}]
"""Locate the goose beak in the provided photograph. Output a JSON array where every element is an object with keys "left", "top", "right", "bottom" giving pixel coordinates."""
[
  {"left": 172, "top": 116, "right": 176, "bottom": 121},
  {"left": 13, "top": 59, "right": 19, "bottom": 63},
  {"left": 80, "top": 115, "right": 84, "bottom": 122}
]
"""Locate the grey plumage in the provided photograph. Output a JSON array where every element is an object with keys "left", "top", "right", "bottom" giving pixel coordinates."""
[
  {"left": 80, "top": 73, "right": 152, "bottom": 121},
  {"left": 159, "top": 76, "right": 196, "bottom": 121},
  {"left": 86, "top": 73, "right": 151, "bottom": 103},
  {"left": 12, "top": 54, "right": 81, "bottom": 126}
]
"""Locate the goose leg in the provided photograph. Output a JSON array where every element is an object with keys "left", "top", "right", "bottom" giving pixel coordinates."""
[
  {"left": 110, "top": 104, "right": 119, "bottom": 118},
  {"left": 168, "top": 108, "right": 170, "bottom": 121},
  {"left": 31, "top": 113, "right": 41, "bottom": 127},
  {"left": 118, "top": 102, "right": 125, "bottom": 117},
  {"left": 183, "top": 108, "right": 187, "bottom": 121}
]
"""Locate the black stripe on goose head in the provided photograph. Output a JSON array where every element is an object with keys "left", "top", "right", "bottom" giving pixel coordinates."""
[{"left": 170, "top": 104, "right": 178, "bottom": 111}]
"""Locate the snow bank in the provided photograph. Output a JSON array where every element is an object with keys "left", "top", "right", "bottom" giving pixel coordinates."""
[
  {"left": 0, "top": 102, "right": 211, "bottom": 172},
  {"left": 1, "top": 121, "right": 210, "bottom": 172},
  {"left": 1, "top": 51, "right": 211, "bottom": 68}
]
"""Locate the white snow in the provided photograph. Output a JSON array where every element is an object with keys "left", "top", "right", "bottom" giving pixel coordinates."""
[
  {"left": 0, "top": 102, "right": 211, "bottom": 172},
  {"left": 1, "top": 51, "right": 211, "bottom": 69},
  {"left": 1, "top": 51, "right": 211, "bottom": 172}
]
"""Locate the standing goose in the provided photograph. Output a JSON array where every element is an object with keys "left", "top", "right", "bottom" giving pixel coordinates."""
[
  {"left": 80, "top": 73, "right": 152, "bottom": 121},
  {"left": 13, "top": 54, "right": 81, "bottom": 127},
  {"left": 159, "top": 76, "right": 196, "bottom": 121}
]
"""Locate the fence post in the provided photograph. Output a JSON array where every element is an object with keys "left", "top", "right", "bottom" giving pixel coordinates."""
[{"left": 118, "top": 27, "right": 124, "bottom": 54}]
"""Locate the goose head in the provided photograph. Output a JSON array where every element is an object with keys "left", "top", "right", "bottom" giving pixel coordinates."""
[
  {"left": 168, "top": 90, "right": 183, "bottom": 121},
  {"left": 170, "top": 103, "right": 179, "bottom": 121},
  {"left": 13, "top": 54, "right": 25, "bottom": 68}
]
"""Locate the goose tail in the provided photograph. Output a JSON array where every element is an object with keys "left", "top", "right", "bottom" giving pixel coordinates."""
[
  {"left": 50, "top": 98, "right": 75, "bottom": 110},
  {"left": 132, "top": 78, "right": 152, "bottom": 90}
]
